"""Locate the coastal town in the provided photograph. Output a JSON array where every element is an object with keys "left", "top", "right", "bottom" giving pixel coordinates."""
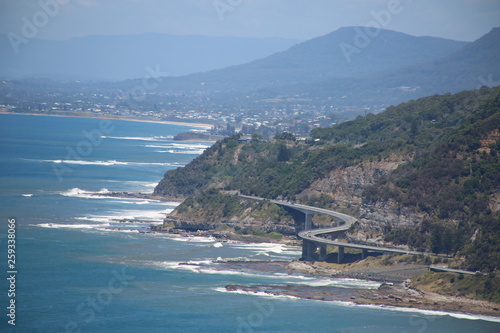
[{"left": 0, "top": 79, "right": 384, "bottom": 139}]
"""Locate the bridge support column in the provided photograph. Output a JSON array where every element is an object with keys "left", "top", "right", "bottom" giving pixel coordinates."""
[
  {"left": 319, "top": 244, "right": 328, "bottom": 261},
  {"left": 304, "top": 213, "right": 313, "bottom": 231},
  {"left": 301, "top": 240, "right": 317, "bottom": 261},
  {"left": 337, "top": 246, "right": 344, "bottom": 264},
  {"left": 361, "top": 249, "right": 368, "bottom": 259}
]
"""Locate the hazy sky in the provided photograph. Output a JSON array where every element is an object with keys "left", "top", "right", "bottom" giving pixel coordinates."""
[{"left": 1, "top": 0, "right": 499, "bottom": 42}]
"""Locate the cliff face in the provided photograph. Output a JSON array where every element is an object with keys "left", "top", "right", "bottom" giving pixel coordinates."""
[
  {"left": 163, "top": 191, "right": 297, "bottom": 236},
  {"left": 300, "top": 154, "right": 421, "bottom": 236},
  {"left": 164, "top": 215, "right": 297, "bottom": 236},
  {"left": 302, "top": 154, "right": 410, "bottom": 204},
  {"left": 164, "top": 152, "right": 422, "bottom": 239}
]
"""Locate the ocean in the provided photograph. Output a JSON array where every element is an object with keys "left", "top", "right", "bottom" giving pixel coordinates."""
[{"left": 0, "top": 113, "right": 499, "bottom": 332}]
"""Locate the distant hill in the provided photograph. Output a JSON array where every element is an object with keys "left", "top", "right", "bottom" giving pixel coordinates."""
[
  {"left": 4, "top": 27, "right": 498, "bottom": 118},
  {"left": 289, "top": 27, "right": 500, "bottom": 106},
  {"left": 151, "top": 27, "right": 468, "bottom": 92},
  {"left": 0, "top": 33, "right": 299, "bottom": 81}
]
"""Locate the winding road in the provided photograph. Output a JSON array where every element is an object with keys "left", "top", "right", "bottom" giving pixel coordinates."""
[{"left": 238, "top": 194, "right": 429, "bottom": 262}]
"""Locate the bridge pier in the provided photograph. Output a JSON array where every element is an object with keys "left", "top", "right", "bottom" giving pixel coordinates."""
[
  {"left": 238, "top": 195, "right": 426, "bottom": 263},
  {"left": 301, "top": 240, "right": 317, "bottom": 261},
  {"left": 337, "top": 246, "right": 345, "bottom": 264},
  {"left": 304, "top": 212, "right": 313, "bottom": 231},
  {"left": 319, "top": 244, "right": 328, "bottom": 261},
  {"left": 361, "top": 249, "right": 368, "bottom": 259}
]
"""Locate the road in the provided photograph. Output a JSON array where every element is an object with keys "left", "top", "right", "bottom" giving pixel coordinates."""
[
  {"left": 238, "top": 194, "right": 429, "bottom": 256},
  {"left": 430, "top": 265, "right": 482, "bottom": 276}
]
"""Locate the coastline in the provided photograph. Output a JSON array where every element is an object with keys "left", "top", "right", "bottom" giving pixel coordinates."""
[
  {"left": 94, "top": 190, "right": 499, "bottom": 319},
  {"left": 78, "top": 146, "right": 500, "bottom": 320},
  {"left": 147, "top": 226, "right": 500, "bottom": 318},
  {"left": 215, "top": 260, "right": 500, "bottom": 319},
  {"left": 0, "top": 110, "right": 214, "bottom": 129},
  {"left": 145, "top": 224, "right": 498, "bottom": 319}
]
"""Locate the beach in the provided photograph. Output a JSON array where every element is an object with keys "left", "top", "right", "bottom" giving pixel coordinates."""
[{"left": 0, "top": 110, "right": 213, "bottom": 128}]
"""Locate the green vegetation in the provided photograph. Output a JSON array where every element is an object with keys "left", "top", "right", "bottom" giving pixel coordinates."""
[
  {"left": 175, "top": 189, "right": 246, "bottom": 222},
  {"left": 361, "top": 88, "right": 500, "bottom": 271},
  {"left": 236, "top": 229, "right": 283, "bottom": 240},
  {"left": 156, "top": 86, "right": 500, "bottom": 272},
  {"left": 173, "top": 189, "right": 293, "bottom": 227},
  {"left": 412, "top": 271, "right": 500, "bottom": 303}
]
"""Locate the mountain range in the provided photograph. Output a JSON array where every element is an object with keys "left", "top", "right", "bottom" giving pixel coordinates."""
[
  {"left": 123, "top": 27, "right": 499, "bottom": 107},
  {"left": 293, "top": 27, "right": 500, "bottom": 106},
  {"left": 150, "top": 27, "right": 469, "bottom": 93},
  {"left": 2, "top": 26, "right": 499, "bottom": 116}
]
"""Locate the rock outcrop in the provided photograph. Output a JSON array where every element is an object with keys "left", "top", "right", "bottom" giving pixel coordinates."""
[
  {"left": 303, "top": 154, "right": 411, "bottom": 204},
  {"left": 300, "top": 154, "right": 424, "bottom": 235}
]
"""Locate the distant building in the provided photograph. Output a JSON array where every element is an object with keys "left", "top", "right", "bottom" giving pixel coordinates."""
[{"left": 238, "top": 136, "right": 254, "bottom": 143}]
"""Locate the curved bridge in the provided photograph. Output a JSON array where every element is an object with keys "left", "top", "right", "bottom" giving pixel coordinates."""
[{"left": 238, "top": 194, "right": 426, "bottom": 262}]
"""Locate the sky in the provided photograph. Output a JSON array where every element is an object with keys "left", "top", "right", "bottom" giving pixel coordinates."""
[{"left": 0, "top": 0, "right": 499, "bottom": 42}]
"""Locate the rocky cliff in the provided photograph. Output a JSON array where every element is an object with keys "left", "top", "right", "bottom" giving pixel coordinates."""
[{"left": 299, "top": 154, "right": 424, "bottom": 238}]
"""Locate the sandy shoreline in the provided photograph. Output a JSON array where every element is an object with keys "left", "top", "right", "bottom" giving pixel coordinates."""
[{"left": 0, "top": 111, "right": 214, "bottom": 128}]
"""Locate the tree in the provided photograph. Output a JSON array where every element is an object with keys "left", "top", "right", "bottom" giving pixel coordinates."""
[
  {"left": 251, "top": 132, "right": 263, "bottom": 140},
  {"left": 277, "top": 144, "right": 290, "bottom": 162},
  {"left": 274, "top": 131, "right": 296, "bottom": 141}
]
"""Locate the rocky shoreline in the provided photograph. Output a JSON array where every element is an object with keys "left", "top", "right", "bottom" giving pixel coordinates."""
[
  {"left": 150, "top": 223, "right": 302, "bottom": 246},
  {"left": 92, "top": 191, "right": 185, "bottom": 203},
  {"left": 224, "top": 282, "right": 500, "bottom": 317},
  {"left": 89, "top": 191, "right": 500, "bottom": 318},
  {"left": 147, "top": 225, "right": 500, "bottom": 318},
  {"left": 217, "top": 260, "right": 500, "bottom": 318}
]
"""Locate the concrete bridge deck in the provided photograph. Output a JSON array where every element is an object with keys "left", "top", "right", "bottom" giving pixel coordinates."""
[{"left": 238, "top": 194, "right": 429, "bottom": 262}]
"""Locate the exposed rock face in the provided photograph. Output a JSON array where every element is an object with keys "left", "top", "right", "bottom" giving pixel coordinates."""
[
  {"left": 163, "top": 154, "right": 423, "bottom": 238},
  {"left": 223, "top": 218, "right": 297, "bottom": 235},
  {"left": 165, "top": 217, "right": 220, "bottom": 232},
  {"left": 301, "top": 154, "right": 423, "bottom": 235},
  {"left": 164, "top": 213, "right": 297, "bottom": 236},
  {"left": 304, "top": 154, "right": 411, "bottom": 204},
  {"left": 359, "top": 200, "right": 425, "bottom": 234},
  {"left": 489, "top": 191, "right": 500, "bottom": 213}
]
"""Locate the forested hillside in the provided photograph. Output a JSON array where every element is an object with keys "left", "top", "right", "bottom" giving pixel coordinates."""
[{"left": 155, "top": 86, "right": 500, "bottom": 271}]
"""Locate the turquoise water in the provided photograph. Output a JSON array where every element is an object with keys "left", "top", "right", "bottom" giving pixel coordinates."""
[{"left": 1, "top": 114, "right": 499, "bottom": 332}]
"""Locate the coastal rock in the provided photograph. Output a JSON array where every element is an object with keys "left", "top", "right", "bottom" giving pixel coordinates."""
[
  {"left": 359, "top": 199, "right": 425, "bottom": 233},
  {"left": 164, "top": 216, "right": 220, "bottom": 231}
]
